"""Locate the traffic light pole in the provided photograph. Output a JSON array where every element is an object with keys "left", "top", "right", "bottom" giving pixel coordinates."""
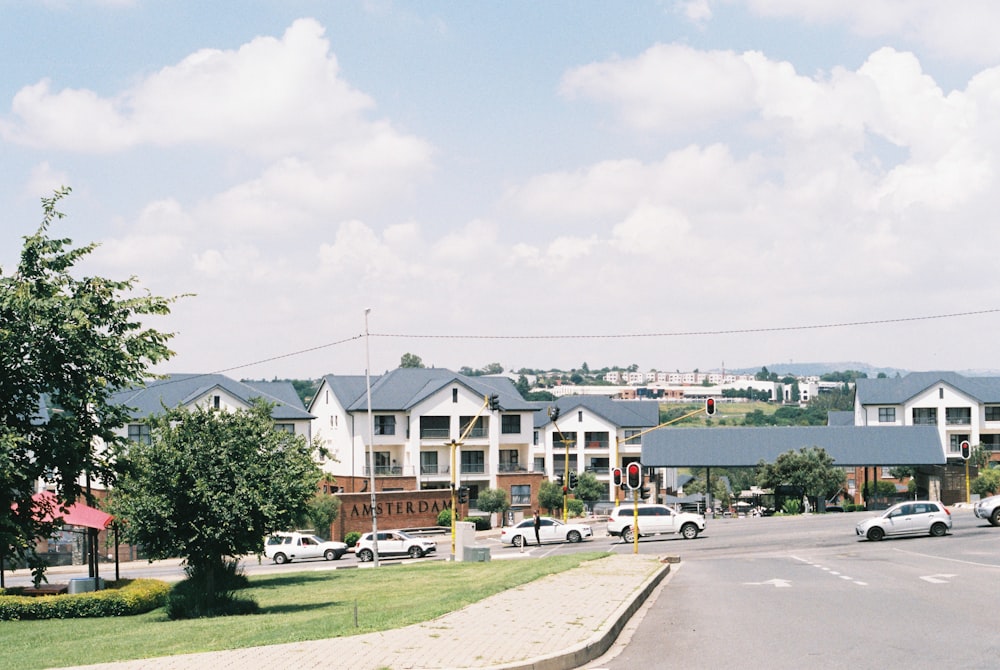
[
  {"left": 612, "top": 404, "right": 711, "bottom": 506},
  {"left": 450, "top": 395, "right": 497, "bottom": 560}
]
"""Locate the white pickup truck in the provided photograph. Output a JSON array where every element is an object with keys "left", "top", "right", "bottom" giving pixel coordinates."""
[{"left": 974, "top": 494, "right": 1000, "bottom": 526}]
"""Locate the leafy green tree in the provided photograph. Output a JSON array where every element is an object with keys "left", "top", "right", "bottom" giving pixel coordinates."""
[
  {"left": 475, "top": 487, "right": 509, "bottom": 527},
  {"left": 538, "top": 480, "right": 564, "bottom": 515},
  {"left": 400, "top": 353, "right": 424, "bottom": 368},
  {"left": 573, "top": 471, "right": 605, "bottom": 506},
  {"left": 972, "top": 467, "right": 1000, "bottom": 497},
  {"left": 110, "top": 401, "right": 321, "bottom": 617},
  {"left": 756, "top": 447, "right": 845, "bottom": 502},
  {"left": 0, "top": 187, "right": 176, "bottom": 579},
  {"left": 295, "top": 491, "right": 341, "bottom": 540}
]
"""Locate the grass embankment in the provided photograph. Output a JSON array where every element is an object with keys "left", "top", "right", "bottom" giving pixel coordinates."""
[{"left": 2, "top": 552, "right": 608, "bottom": 670}]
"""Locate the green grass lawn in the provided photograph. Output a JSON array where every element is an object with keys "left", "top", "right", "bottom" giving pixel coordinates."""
[{"left": 2, "top": 552, "right": 607, "bottom": 670}]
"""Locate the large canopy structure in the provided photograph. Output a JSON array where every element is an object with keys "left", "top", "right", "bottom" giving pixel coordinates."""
[
  {"left": 641, "top": 425, "right": 946, "bottom": 468},
  {"left": 31, "top": 491, "right": 113, "bottom": 530}
]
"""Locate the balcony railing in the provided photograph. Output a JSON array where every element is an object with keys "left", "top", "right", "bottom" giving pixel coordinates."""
[
  {"left": 420, "top": 464, "right": 450, "bottom": 475},
  {"left": 363, "top": 465, "right": 412, "bottom": 476},
  {"left": 419, "top": 428, "right": 450, "bottom": 439},
  {"left": 913, "top": 418, "right": 937, "bottom": 425},
  {"left": 585, "top": 440, "right": 609, "bottom": 450},
  {"left": 498, "top": 463, "right": 527, "bottom": 473},
  {"left": 460, "top": 464, "right": 488, "bottom": 475}
]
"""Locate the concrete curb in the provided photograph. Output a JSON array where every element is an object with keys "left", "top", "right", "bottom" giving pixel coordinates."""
[{"left": 490, "top": 559, "right": 672, "bottom": 670}]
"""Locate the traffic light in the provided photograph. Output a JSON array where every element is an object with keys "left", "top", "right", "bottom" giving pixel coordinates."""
[
  {"left": 568, "top": 471, "right": 578, "bottom": 490},
  {"left": 640, "top": 485, "right": 650, "bottom": 500},
  {"left": 961, "top": 440, "right": 971, "bottom": 460},
  {"left": 488, "top": 393, "right": 501, "bottom": 411},
  {"left": 548, "top": 406, "right": 560, "bottom": 421},
  {"left": 556, "top": 474, "right": 564, "bottom": 487},
  {"left": 457, "top": 486, "right": 469, "bottom": 504},
  {"left": 626, "top": 462, "right": 641, "bottom": 490},
  {"left": 612, "top": 467, "right": 624, "bottom": 489},
  {"left": 705, "top": 397, "right": 716, "bottom": 416}
]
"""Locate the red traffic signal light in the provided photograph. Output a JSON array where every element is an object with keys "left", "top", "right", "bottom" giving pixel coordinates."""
[
  {"left": 961, "top": 440, "right": 971, "bottom": 460},
  {"left": 612, "top": 467, "right": 623, "bottom": 488},
  {"left": 626, "top": 462, "right": 642, "bottom": 490},
  {"left": 705, "top": 397, "right": 716, "bottom": 416}
]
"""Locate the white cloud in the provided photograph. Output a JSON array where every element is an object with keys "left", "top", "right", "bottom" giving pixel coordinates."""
[{"left": 739, "top": 0, "right": 1000, "bottom": 64}]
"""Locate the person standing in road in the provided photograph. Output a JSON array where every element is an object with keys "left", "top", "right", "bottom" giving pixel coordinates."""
[{"left": 533, "top": 509, "right": 541, "bottom": 546}]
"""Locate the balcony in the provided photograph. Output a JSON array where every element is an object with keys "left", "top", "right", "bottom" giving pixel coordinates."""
[
  {"left": 498, "top": 463, "right": 527, "bottom": 473},
  {"left": 420, "top": 464, "right": 450, "bottom": 475},
  {"left": 419, "top": 428, "right": 450, "bottom": 440},
  {"left": 585, "top": 440, "right": 610, "bottom": 450},
  {"left": 363, "top": 465, "right": 412, "bottom": 476}
]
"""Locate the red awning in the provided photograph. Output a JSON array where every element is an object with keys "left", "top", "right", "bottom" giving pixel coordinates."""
[{"left": 31, "top": 491, "right": 114, "bottom": 530}]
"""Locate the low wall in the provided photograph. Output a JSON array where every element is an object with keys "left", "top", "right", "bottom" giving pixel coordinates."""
[{"left": 333, "top": 490, "right": 454, "bottom": 541}]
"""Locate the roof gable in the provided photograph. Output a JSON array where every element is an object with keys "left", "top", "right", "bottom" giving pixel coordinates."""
[{"left": 856, "top": 371, "right": 1000, "bottom": 405}]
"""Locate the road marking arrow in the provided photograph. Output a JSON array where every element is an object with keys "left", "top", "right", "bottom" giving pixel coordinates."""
[
  {"left": 920, "top": 574, "right": 957, "bottom": 584},
  {"left": 744, "top": 578, "right": 791, "bottom": 588}
]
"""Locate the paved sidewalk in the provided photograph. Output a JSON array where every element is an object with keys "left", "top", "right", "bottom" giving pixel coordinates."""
[{"left": 60, "top": 553, "right": 671, "bottom": 670}]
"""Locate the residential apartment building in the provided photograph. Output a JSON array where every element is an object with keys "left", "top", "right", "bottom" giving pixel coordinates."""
[
  {"left": 111, "top": 374, "right": 315, "bottom": 451},
  {"left": 533, "top": 395, "right": 661, "bottom": 501},
  {"left": 308, "top": 368, "right": 540, "bottom": 507},
  {"left": 854, "top": 371, "right": 1000, "bottom": 462}
]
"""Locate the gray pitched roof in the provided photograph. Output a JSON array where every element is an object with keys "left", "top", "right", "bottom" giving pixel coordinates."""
[
  {"left": 855, "top": 371, "right": 1000, "bottom": 405},
  {"left": 320, "top": 368, "right": 538, "bottom": 413},
  {"left": 110, "top": 374, "right": 313, "bottom": 421},
  {"left": 826, "top": 411, "right": 855, "bottom": 426},
  {"left": 641, "top": 425, "right": 945, "bottom": 467},
  {"left": 534, "top": 396, "right": 660, "bottom": 429}
]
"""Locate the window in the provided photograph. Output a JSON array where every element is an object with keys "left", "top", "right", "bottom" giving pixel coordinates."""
[
  {"left": 584, "top": 431, "right": 610, "bottom": 449},
  {"left": 534, "top": 457, "right": 545, "bottom": 472},
  {"left": 578, "top": 410, "right": 583, "bottom": 422},
  {"left": 460, "top": 416, "right": 487, "bottom": 438},
  {"left": 499, "top": 449, "right": 520, "bottom": 472},
  {"left": 912, "top": 407, "right": 937, "bottom": 425},
  {"left": 880, "top": 466, "right": 892, "bottom": 478},
  {"left": 128, "top": 423, "right": 150, "bottom": 445},
  {"left": 461, "top": 450, "right": 485, "bottom": 474},
  {"left": 452, "top": 388, "right": 458, "bottom": 403},
  {"left": 501, "top": 415, "right": 521, "bottom": 434},
  {"left": 949, "top": 435, "right": 969, "bottom": 454},
  {"left": 420, "top": 451, "right": 440, "bottom": 474},
  {"left": 420, "top": 416, "right": 450, "bottom": 439},
  {"left": 939, "top": 387, "right": 944, "bottom": 399},
  {"left": 878, "top": 407, "right": 896, "bottom": 423},
  {"left": 982, "top": 435, "right": 1000, "bottom": 452},
  {"left": 946, "top": 407, "right": 971, "bottom": 425},
  {"left": 511, "top": 484, "right": 531, "bottom": 506},
  {"left": 213, "top": 395, "right": 220, "bottom": 410},
  {"left": 274, "top": 423, "right": 295, "bottom": 433},
  {"left": 374, "top": 415, "right": 396, "bottom": 435},
  {"left": 623, "top": 429, "right": 641, "bottom": 445},
  {"left": 987, "top": 407, "right": 1000, "bottom": 422},
  {"left": 533, "top": 430, "right": 539, "bottom": 446},
  {"left": 374, "top": 451, "right": 391, "bottom": 474}
]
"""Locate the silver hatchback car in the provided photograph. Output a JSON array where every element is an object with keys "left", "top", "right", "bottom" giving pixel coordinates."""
[{"left": 855, "top": 500, "right": 952, "bottom": 541}]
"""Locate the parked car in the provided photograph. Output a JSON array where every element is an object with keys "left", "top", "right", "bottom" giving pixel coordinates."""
[
  {"left": 355, "top": 530, "right": 437, "bottom": 562},
  {"left": 264, "top": 531, "right": 348, "bottom": 564},
  {"left": 855, "top": 500, "right": 952, "bottom": 541},
  {"left": 974, "top": 494, "right": 1000, "bottom": 526},
  {"left": 499, "top": 517, "right": 593, "bottom": 547},
  {"left": 606, "top": 504, "right": 705, "bottom": 542}
]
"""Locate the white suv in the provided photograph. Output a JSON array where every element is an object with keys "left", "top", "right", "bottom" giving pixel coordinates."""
[{"left": 607, "top": 504, "right": 705, "bottom": 542}]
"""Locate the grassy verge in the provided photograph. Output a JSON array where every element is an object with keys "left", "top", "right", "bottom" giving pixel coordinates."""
[{"left": 3, "top": 552, "right": 608, "bottom": 670}]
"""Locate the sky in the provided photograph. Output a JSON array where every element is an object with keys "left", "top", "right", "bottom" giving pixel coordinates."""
[{"left": 4, "top": 1, "right": 1000, "bottom": 380}]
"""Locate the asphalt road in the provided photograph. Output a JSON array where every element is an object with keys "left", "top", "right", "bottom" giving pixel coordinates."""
[{"left": 586, "top": 508, "right": 1000, "bottom": 669}]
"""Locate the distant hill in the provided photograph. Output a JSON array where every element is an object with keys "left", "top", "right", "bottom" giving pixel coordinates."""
[{"left": 726, "top": 362, "right": 1000, "bottom": 378}]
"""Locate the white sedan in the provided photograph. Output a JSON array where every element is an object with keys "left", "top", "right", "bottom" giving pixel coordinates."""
[{"left": 499, "top": 517, "right": 593, "bottom": 547}]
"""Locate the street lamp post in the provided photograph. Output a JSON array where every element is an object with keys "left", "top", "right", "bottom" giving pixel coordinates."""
[{"left": 364, "top": 308, "right": 379, "bottom": 567}]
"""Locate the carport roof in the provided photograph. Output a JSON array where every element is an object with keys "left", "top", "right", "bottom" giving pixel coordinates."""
[{"left": 641, "top": 425, "right": 945, "bottom": 467}]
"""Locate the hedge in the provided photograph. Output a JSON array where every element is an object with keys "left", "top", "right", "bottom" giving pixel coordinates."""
[{"left": 0, "top": 578, "right": 171, "bottom": 621}]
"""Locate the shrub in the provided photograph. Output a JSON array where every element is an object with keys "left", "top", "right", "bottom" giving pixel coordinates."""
[
  {"left": 437, "top": 508, "right": 452, "bottom": 526},
  {"left": 344, "top": 531, "right": 361, "bottom": 547},
  {"left": 165, "top": 560, "right": 258, "bottom": 620},
  {"left": 567, "top": 498, "right": 585, "bottom": 517},
  {"left": 463, "top": 516, "right": 491, "bottom": 531},
  {"left": 782, "top": 499, "right": 802, "bottom": 515},
  {"left": 0, "top": 579, "right": 170, "bottom": 621}
]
